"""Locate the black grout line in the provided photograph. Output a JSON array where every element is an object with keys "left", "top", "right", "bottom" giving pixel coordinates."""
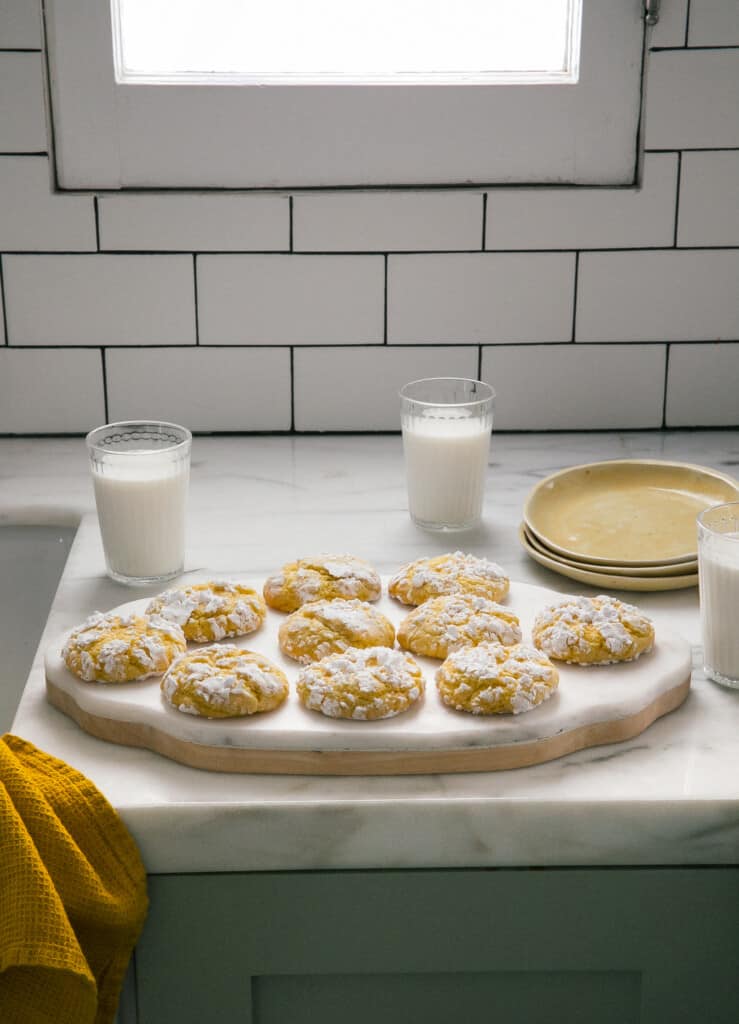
[
  {"left": 39, "top": 0, "right": 61, "bottom": 193},
  {"left": 383, "top": 255, "right": 388, "bottom": 344},
  {"left": 288, "top": 196, "right": 294, "bottom": 251},
  {"left": 0, "top": 256, "right": 8, "bottom": 344},
  {"left": 662, "top": 344, "right": 671, "bottom": 427},
  {"left": 477, "top": 346, "right": 483, "bottom": 380},
  {"left": 93, "top": 197, "right": 101, "bottom": 251},
  {"left": 2, "top": 245, "right": 739, "bottom": 257},
  {"left": 289, "top": 347, "right": 295, "bottom": 431},
  {"left": 0, "top": 151, "right": 48, "bottom": 157},
  {"left": 673, "top": 152, "right": 682, "bottom": 248},
  {"left": 685, "top": 0, "right": 692, "bottom": 47},
  {"left": 3, "top": 341, "right": 737, "bottom": 351},
  {"left": 192, "top": 255, "right": 200, "bottom": 345},
  {"left": 481, "top": 193, "right": 487, "bottom": 251},
  {"left": 571, "top": 252, "right": 580, "bottom": 342},
  {"left": 0, "top": 48, "right": 43, "bottom": 53},
  {"left": 652, "top": 44, "right": 739, "bottom": 51},
  {"left": 101, "top": 348, "right": 109, "bottom": 421},
  {"left": 646, "top": 147, "right": 739, "bottom": 153}
]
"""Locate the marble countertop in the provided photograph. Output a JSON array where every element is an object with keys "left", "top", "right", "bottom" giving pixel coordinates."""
[{"left": 3, "top": 431, "right": 739, "bottom": 872}]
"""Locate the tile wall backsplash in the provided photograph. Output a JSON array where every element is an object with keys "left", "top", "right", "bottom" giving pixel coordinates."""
[{"left": 0, "top": 2, "right": 737, "bottom": 434}]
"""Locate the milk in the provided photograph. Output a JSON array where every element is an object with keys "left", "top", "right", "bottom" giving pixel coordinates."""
[
  {"left": 92, "top": 457, "right": 189, "bottom": 581},
  {"left": 402, "top": 412, "right": 491, "bottom": 529},
  {"left": 699, "top": 531, "right": 739, "bottom": 687}
]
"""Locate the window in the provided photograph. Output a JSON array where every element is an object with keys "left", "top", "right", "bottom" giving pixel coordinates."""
[{"left": 47, "top": 0, "right": 645, "bottom": 189}]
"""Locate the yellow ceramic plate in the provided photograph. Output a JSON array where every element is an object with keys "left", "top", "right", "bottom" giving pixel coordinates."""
[
  {"left": 524, "top": 460, "right": 738, "bottom": 566},
  {"left": 521, "top": 524, "right": 698, "bottom": 578},
  {"left": 518, "top": 525, "right": 698, "bottom": 592}
]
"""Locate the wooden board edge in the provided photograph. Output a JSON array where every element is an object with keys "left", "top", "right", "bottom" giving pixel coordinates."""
[{"left": 45, "top": 674, "right": 692, "bottom": 775}]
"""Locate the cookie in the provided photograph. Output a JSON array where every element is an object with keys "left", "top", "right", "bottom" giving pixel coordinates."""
[
  {"left": 388, "top": 551, "right": 510, "bottom": 607},
  {"left": 296, "top": 646, "right": 424, "bottom": 721},
  {"left": 161, "top": 644, "right": 288, "bottom": 718},
  {"left": 532, "top": 595, "right": 655, "bottom": 665},
  {"left": 62, "top": 611, "right": 186, "bottom": 683},
  {"left": 279, "top": 599, "right": 395, "bottom": 664},
  {"left": 147, "top": 580, "right": 266, "bottom": 643},
  {"left": 397, "top": 594, "right": 521, "bottom": 660},
  {"left": 437, "top": 642, "right": 559, "bottom": 715},
  {"left": 263, "top": 554, "right": 382, "bottom": 612}
]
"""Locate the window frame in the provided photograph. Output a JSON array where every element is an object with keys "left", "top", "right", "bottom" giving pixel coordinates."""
[{"left": 46, "top": 0, "right": 647, "bottom": 190}]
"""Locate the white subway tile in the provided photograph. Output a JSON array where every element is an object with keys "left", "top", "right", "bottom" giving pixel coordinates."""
[
  {"left": 678, "top": 151, "right": 739, "bottom": 247},
  {"left": 0, "top": 54, "right": 47, "bottom": 152},
  {"left": 481, "top": 345, "right": 666, "bottom": 430},
  {"left": 198, "top": 255, "right": 383, "bottom": 345},
  {"left": 388, "top": 253, "right": 574, "bottom": 344},
  {"left": 3, "top": 255, "right": 196, "bottom": 345},
  {"left": 646, "top": 50, "right": 739, "bottom": 149},
  {"left": 0, "top": 157, "right": 96, "bottom": 251},
  {"left": 106, "top": 347, "right": 291, "bottom": 431},
  {"left": 294, "top": 346, "right": 478, "bottom": 430},
  {"left": 0, "top": 348, "right": 104, "bottom": 433},
  {"left": 649, "top": 0, "right": 688, "bottom": 47},
  {"left": 293, "top": 191, "right": 483, "bottom": 252},
  {"left": 666, "top": 343, "right": 739, "bottom": 426},
  {"left": 0, "top": 0, "right": 42, "bottom": 47},
  {"left": 576, "top": 250, "right": 739, "bottom": 342},
  {"left": 485, "top": 154, "right": 677, "bottom": 251},
  {"left": 98, "top": 194, "right": 289, "bottom": 251},
  {"left": 688, "top": 0, "right": 739, "bottom": 46}
]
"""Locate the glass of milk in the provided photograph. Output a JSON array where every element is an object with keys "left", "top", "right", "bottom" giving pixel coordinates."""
[
  {"left": 86, "top": 421, "right": 192, "bottom": 585},
  {"left": 698, "top": 501, "right": 739, "bottom": 689},
  {"left": 400, "top": 377, "right": 495, "bottom": 531}
]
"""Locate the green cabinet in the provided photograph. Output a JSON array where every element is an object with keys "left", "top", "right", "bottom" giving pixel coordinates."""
[{"left": 129, "top": 868, "right": 739, "bottom": 1023}]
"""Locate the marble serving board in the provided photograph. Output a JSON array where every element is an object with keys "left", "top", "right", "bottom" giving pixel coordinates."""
[{"left": 44, "top": 576, "right": 692, "bottom": 775}]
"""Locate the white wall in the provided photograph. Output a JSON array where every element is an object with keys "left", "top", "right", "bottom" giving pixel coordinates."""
[{"left": 0, "top": 0, "right": 737, "bottom": 433}]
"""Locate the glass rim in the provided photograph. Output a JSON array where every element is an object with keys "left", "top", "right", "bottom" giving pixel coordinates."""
[
  {"left": 697, "top": 500, "right": 739, "bottom": 534},
  {"left": 86, "top": 420, "right": 192, "bottom": 456},
  {"left": 399, "top": 377, "right": 495, "bottom": 408}
]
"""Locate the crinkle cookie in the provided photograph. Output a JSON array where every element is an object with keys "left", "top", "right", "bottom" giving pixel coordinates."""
[
  {"left": 279, "top": 599, "right": 395, "bottom": 664},
  {"left": 62, "top": 611, "right": 186, "bottom": 683},
  {"left": 397, "top": 594, "right": 521, "bottom": 660},
  {"left": 146, "top": 581, "right": 266, "bottom": 642},
  {"left": 296, "top": 646, "right": 424, "bottom": 721},
  {"left": 388, "top": 551, "right": 510, "bottom": 607},
  {"left": 532, "top": 595, "right": 655, "bottom": 665},
  {"left": 263, "top": 554, "right": 382, "bottom": 612},
  {"left": 161, "top": 644, "right": 288, "bottom": 718},
  {"left": 437, "top": 642, "right": 559, "bottom": 716}
]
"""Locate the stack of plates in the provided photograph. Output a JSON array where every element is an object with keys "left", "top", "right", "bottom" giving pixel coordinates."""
[{"left": 520, "top": 460, "right": 739, "bottom": 592}]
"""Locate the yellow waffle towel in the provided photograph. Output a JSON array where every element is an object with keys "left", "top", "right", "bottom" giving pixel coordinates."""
[{"left": 0, "top": 734, "right": 148, "bottom": 1024}]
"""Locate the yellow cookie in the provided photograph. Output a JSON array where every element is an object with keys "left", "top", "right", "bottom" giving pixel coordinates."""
[
  {"left": 437, "top": 642, "right": 559, "bottom": 715},
  {"left": 388, "top": 551, "right": 510, "bottom": 606},
  {"left": 147, "top": 580, "right": 266, "bottom": 642},
  {"left": 263, "top": 554, "right": 382, "bottom": 612},
  {"left": 161, "top": 644, "right": 288, "bottom": 718},
  {"left": 62, "top": 611, "right": 186, "bottom": 683},
  {"left": 279, "top": 599, "right": 395, "bottom": 664},
  {"left": 296, "top": 646, "right": 424, "bottom": 721},
  {"left": 397, "top": 594, "right": 521, "bottom": 660},
  {"left": 532, "top": 595, "right": 655, "bottom": 665}
]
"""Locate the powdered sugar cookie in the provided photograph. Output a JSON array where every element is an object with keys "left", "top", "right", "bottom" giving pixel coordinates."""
[
  {"left": 263, "top": 554, "right": 382, "bottom": 612},
  {"left": 147, "top": 580, "right": 266, "bottom": 643},
  {"left": 388, "top": 551, "right": 510, "bottom": 606},
  {"left": 62, "top": 611, "right": 186, "bottom": 683},
  {"left": 161, "top": 644, "right": 288, "bottom": 718},
  {"left": 279, "top": 599, "right": 395, "bottom": 664},
  {"left": 397, "top": 594, "right": 521, "bottom": 660},
  {"left": 296, "top": 646, "right": 424, "bottom": 721},
  {"left": 532, "top": 595, "right": 655, "bottom": 665},
  {"left": 437, "top": 641, "right": 559, "bottom": 715}
]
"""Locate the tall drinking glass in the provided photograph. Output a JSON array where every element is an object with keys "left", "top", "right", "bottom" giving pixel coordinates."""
[
  {"left": 698, "top": 501, "right": 739, "bottom": 689},
  {"left": 86, "top": 421, "right": 191, "bottom": 585},
  {"left": 400, "top": 378, "right": 495, "bottom": 531}
]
